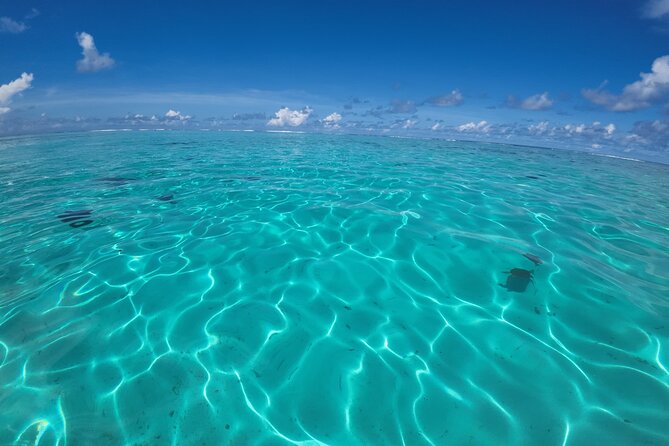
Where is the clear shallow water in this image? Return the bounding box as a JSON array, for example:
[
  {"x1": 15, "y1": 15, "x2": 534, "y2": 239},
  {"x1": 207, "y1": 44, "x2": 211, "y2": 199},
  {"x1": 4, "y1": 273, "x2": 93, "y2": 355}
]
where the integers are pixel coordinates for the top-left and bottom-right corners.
[{"x1": 1, "y1": 131, "x2": 668, "y2": 445}]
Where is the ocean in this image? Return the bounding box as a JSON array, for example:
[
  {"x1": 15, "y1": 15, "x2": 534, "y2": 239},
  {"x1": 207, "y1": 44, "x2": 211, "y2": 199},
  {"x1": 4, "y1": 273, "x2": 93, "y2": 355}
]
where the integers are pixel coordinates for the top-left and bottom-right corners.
[{"x1": 0, "y1": 131, "x2": 668, "y2": 445}]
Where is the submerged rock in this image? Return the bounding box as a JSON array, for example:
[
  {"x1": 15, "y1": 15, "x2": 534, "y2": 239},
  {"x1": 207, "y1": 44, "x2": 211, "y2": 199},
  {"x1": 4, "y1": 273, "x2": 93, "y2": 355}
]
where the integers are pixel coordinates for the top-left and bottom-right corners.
[{"x1": 500, "y1": 268, "x2": 534, "y2": 293}]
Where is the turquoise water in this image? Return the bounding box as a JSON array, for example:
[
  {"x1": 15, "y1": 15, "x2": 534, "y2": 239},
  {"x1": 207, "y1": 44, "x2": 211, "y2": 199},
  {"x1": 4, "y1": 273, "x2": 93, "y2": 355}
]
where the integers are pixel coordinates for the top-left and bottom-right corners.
[{"x1": 1, "y1": 131, "x2": 668, "y2": 445}]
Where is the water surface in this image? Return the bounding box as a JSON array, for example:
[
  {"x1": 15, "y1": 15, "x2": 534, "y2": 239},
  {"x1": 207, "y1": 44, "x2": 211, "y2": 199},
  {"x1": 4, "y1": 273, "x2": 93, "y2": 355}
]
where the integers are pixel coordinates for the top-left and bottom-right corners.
[{"x1": 1, "y1": 132, "x2": 668, "y2": 445}]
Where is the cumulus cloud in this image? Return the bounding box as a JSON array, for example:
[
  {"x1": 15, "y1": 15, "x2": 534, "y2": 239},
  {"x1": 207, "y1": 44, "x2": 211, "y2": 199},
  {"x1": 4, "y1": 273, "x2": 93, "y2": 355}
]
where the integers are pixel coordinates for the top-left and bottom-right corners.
[
  {"x1": 425, "y1": 89, "x2": 464, "y2": 106},
  {"x1": 582, "y1": 56, "x2": 669, "y2": 111},
  {"x1": 322, "y1": 112, "x2": 342, "y2": 128},
  {"x1": 528, "y1": 121, "x2": 550, "y2": 135},
  {"x1": 323, "y1": 112, "x2": 342, "y2": 122},
  {"x1": 563, "y1": 121, "x2": 615, "y2": 137},
  {"x1": 520, "y1": 92, "x2": 553, "y2": 110},
  {"x1": 506, "y1": 92, "x2": 554, "y2": 110},
  {"x1": 165, "y1": 109, "x2": 191, "y2": 121},
  {"x1": 0, "y1": 16, "x2": 28, "y2": 33},
  {"x1": 526, "y1": 120, "x2": 616, "y2": 141},
  {"x1": 76, "y1": 32, "x2": 115, "y2": 73},
  {"x1": 643, "y1": 0, "x2": 669, "y2": 18},
  {"x1": 457, "y1": 120, "x2": 491, "y2": 133},
  {"x1": 0, "y1": 72, "x2": 34, "y2": 114},
  {"x1": 267, "y1": 106, "x2": 313, "y2": 127}
]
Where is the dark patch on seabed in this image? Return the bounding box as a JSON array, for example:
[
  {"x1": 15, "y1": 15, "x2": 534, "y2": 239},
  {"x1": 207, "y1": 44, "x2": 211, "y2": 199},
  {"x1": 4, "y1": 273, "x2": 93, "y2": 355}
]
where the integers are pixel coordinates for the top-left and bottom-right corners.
[
  {"x1": 158, "y1": 141, "x2": 196, "y2": 146},
  {"x1": 500, "y1": 268, "x2": 534, "y2": 293},
  {"x1": 57, "y1": 209, "x2": 94, "y2": 228},
  {"x1": 157, "y1": 194, "x2": 177, "y2": 204},
  {"x1": 499, "y1": 252, "x2": 542, "y2": 293},
  {"x1": 97, "y1": 176, "x2": 135, "y2": 185},
  {"x1": 522, "y1": 252, "x2": 543, "y2": 265}
]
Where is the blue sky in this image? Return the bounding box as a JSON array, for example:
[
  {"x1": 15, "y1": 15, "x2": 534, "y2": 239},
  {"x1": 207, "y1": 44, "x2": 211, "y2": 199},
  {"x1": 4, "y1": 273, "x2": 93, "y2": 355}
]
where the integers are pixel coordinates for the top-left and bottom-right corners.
[{"x1": 2, "y1": 0, "x2": 669, "y2": 160}]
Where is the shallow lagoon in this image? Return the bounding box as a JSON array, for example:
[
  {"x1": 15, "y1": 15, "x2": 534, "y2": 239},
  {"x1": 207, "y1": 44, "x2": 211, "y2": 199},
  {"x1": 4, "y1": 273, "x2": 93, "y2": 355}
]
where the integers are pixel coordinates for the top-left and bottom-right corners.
[{"x1": 0, "y1": 131, "x2": 668, "y2": 445}]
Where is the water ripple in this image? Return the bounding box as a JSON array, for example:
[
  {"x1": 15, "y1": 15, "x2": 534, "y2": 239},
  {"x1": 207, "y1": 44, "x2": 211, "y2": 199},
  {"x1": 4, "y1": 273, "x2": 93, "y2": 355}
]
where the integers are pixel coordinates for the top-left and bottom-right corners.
[{"x1": 1, "y1": 132, "x2": 668, "y2": 445}]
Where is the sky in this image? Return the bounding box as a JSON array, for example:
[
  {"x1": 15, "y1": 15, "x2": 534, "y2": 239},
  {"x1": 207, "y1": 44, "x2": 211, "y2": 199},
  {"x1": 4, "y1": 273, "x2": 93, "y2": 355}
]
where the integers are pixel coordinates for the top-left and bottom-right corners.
[{"x1": 2, "y1": 0, "x2": 669, "y2": 161}]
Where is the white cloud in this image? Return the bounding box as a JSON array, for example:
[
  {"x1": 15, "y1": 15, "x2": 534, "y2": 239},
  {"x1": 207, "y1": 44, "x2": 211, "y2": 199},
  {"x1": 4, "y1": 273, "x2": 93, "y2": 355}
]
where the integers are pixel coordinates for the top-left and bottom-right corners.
[
  {"x1": 431, "y1": 122, "x2": 443, "y2": 131},
  {"x1": 76, "y1": 32, "x2": 115, "y2": 73},
  {"x1": 528, "y1": 121, "x2": 550, "y2": 134},
  {"x1": 322, "y1": 112, "x2": 342, "y2": 128},
  {"x1": 457, "y1": 120, "x2": 491, "y2": 133},
  {"x1": 643, "y1": 0, "x2": 669, "y2": 18},
  {"x1": 0, "y1": 17, "x2": 27, "y2": 33},
  {"x1": 165, "y1": 109, "x2": 191, "y2": 120},
  {"x1": 582, "y1": 55, "x2": 669, "y2": 111},
  {"x1": 323, "y1": 112, "x2": 342, "y2": 123},
  {"x1": 519, "y1": 121, "x2": 618, "y2": 145},
  {"x1": 401, "y1": 119, "x2": 417, "y2": 129},
  {"x1": 0, "y1": 72, "x2": 34, "y2": 114},
  {"x1": 521, "y1": 92, "x2": 553, "y2": 110},
  {"x1": 563, "y1": 121, "x2": 616, "y2": 138},
  {"x1": 426, "y1": 90, "x2": 464, "y2": 106},
  {"x1": 564, "y1": 123, "x2": 586, "y2": 134},
  {"x1": 267, "y1": 106, "x2": 313, "y2": 127}
]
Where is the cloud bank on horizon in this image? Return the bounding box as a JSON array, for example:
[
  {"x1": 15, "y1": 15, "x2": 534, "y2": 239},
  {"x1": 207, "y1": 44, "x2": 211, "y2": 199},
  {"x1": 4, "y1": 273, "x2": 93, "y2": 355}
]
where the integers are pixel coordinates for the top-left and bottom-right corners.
[
  {"x1": 267, "y1": 107, "x2": 313, "y2": 127},
  {"x1": 1, "y1": 0, "x2": 669, "y2": 161}
]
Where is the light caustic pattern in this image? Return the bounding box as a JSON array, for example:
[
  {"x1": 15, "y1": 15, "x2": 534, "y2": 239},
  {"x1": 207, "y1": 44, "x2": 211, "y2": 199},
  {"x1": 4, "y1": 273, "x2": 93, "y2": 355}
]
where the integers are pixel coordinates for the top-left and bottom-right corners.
[{"x1": 0, "y1": 132, "x2": 668, "y2": 445}]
